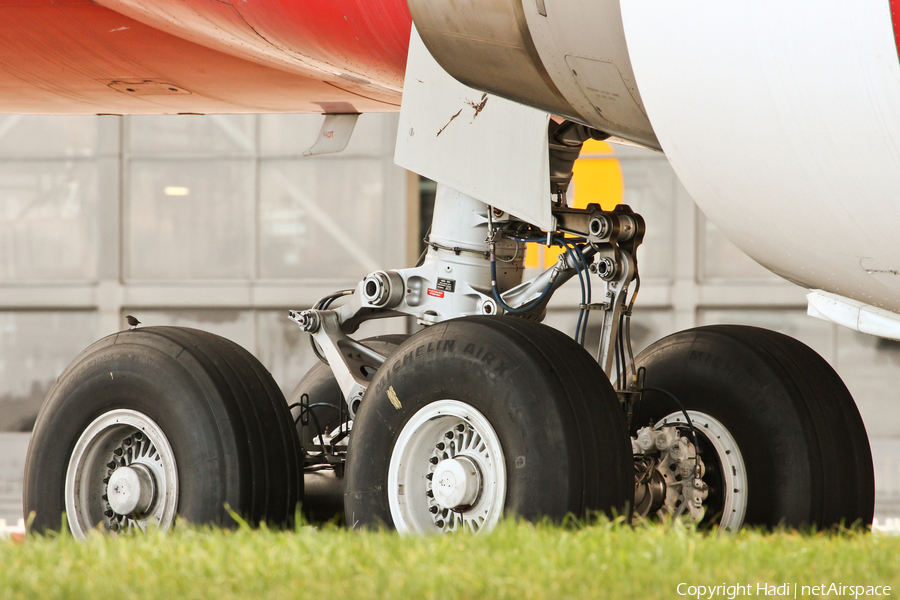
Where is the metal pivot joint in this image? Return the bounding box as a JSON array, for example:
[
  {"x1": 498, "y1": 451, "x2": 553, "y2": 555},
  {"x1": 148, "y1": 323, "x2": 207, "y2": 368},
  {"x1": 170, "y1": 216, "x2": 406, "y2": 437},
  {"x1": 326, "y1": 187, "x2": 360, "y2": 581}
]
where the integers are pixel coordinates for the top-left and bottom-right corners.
[
  {"x1": 362, "y1": 270, "x2": 404, "y2": 309},
  {"x1": 288, "y1": 309, "x2": 386, "y2": 418}
]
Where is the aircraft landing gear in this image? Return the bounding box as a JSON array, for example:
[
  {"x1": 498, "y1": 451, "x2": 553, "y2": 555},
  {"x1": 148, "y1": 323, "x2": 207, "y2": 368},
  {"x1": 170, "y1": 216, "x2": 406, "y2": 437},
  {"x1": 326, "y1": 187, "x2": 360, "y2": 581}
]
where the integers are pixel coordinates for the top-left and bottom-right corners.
[
  {"x1": 293, "y1": 181, "x2": 875, "y2": 532},
  {"x1": 288, "y1": 179, "x2": 645, "y2": 531},
  {"x1": 23, "y1": 123, "x2": 874, "y2": 535}
]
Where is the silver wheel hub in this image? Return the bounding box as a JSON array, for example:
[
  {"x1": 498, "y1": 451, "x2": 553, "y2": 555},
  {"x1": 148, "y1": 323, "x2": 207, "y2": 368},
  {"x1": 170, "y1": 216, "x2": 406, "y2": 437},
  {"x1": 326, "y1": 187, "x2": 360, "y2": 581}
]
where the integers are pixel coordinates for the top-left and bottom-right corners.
[
  {"x1": 388, "y1": 400, "x2": 506, "y2": 535},
  {"x1": 107, "y1": 464, "x2": 155, "y2": 517},
  {"x1": 65, "y1": 409, "x2": 178, "y2": 538},
  {"x1": 432, "y1": 456, "x2": 480, "y2": 509}
]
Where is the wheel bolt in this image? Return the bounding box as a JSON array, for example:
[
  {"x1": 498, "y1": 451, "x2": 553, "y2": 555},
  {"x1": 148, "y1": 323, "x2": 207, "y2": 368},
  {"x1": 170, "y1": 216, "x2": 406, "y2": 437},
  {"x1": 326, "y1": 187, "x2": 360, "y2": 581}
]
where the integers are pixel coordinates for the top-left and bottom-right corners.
[
  {"x1": 107, "y1": 461, "x2": 117, "y2": 469},
  {"x1": 456, "y1": 424, "x2": 465, "y2": 432},
  {"x1": 123, "y1": 438, "x2": 132, "y2": 446},
  {"x1": 110, "y1": 523, "x2": 119, "y2": 532},
  {"x1": 435, "y1": 520, "x2": 444, "y2": 528},
  {"x1": 427, "y1": 490, "x2": 434, "y2": 498},
  {"x1": 104, "y1": 509, "x2": 114, "y2": 517},
  {"x1": 436, "y1": 442, "x2": 445, "y2": 450},
  {"x1": 430, "y1": 457, "x2": 439, "y2": 464},
  {"x1": 445, "y1": 432, "x2": 453, "y2": 439},
  {"x1": 114, "y1": 448, "x2": 123, "y2": 456},
  {"x1": 430, "y1": 506, "x2": 438, "y2": 514},
  {"x1": 134, "y1": 432, "x2": 143, "y2": 440},
  {"x1": 426, "y1": 473, "x2": 433, "y2": 480}
]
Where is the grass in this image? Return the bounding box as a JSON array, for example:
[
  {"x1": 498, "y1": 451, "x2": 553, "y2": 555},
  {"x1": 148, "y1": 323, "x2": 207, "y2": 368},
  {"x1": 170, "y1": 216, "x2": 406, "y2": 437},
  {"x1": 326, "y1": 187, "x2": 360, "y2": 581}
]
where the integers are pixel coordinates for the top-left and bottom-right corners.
[{"x1": 1, "y1": 517, "x2": 898, "y2": 600}]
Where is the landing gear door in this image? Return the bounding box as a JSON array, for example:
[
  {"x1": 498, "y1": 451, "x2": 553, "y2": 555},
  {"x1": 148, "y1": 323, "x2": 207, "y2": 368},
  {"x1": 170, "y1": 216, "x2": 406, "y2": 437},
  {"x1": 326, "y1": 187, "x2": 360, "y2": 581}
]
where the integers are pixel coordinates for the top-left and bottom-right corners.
[{"x1": 395, "y1": 27, "x2": 553, "y2": 231}]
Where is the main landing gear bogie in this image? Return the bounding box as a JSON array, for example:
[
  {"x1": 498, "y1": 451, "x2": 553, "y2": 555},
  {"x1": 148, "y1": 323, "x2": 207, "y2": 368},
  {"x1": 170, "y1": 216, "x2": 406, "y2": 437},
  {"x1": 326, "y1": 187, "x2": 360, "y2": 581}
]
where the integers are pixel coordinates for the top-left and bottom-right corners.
[
  {"x1": 21, "y1": 159, "x2": 875, "y2": 534},
  {"x1": 26, "y1": 318, "x2": 875, "y2": 535}
]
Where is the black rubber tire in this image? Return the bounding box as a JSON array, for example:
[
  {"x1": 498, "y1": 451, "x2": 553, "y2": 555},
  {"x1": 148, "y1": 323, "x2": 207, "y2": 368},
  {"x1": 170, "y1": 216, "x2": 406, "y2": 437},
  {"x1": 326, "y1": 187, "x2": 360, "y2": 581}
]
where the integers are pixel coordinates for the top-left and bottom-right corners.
[
  {"x1": 631, "y1": 325, "x2": 874, "y2": 529},
  {"x1": 344, "y1": 316, "x2": 632, "y2": 530},
  {"x1": 23, "y1": 326, "x2": 302, "y2": 533},
  {"x1": 289, "y1": 335, "x2": 409, "y2": 449}
]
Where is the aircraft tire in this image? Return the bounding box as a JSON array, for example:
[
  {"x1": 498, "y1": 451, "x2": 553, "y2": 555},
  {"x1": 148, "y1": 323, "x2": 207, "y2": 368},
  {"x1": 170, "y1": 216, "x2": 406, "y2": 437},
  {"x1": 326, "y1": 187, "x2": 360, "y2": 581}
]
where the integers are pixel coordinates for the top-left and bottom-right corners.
[
  {"x1": 344, "y1": 316, "x2": 632, "y2": 533},
  {"x1": 631, "y1": 325, "x2": 874, "y2": 529},
  {"x1": 23, "y1": 326, "x2": 301, "y2": 535}
]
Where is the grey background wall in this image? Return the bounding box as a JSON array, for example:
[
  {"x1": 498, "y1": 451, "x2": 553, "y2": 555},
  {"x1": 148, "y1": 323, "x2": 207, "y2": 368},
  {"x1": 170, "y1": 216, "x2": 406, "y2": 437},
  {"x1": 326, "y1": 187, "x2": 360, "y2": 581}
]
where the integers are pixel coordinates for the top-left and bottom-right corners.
[
  {"x1": 0, "y1": 113, "x2": 897, "y2": 522},
  {"x1": 0, "y1": 113, "x2": 409, "y2": 433}
]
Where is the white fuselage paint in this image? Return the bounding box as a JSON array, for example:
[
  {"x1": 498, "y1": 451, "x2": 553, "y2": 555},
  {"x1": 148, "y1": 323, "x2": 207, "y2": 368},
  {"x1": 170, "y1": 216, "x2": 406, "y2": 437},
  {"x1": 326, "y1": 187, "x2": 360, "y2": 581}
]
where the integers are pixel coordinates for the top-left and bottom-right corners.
[{"x1": 620, "y1": 0, "x2": 900, "y2": 312}]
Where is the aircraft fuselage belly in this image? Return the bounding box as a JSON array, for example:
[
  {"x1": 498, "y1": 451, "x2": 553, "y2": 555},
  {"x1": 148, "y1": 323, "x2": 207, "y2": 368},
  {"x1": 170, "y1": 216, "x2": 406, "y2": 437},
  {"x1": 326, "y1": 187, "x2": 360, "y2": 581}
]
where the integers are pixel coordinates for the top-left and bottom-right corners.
[{"x1": 0, "y1": 0, "x2": 410, "y2": 114}]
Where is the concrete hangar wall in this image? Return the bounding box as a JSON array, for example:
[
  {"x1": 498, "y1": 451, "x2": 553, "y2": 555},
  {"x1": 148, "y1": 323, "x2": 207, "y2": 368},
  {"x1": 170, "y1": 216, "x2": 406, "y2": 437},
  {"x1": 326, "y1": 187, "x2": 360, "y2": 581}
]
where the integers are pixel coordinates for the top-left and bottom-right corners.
[{"x1": 0, "y1": 113, "x2": 897, "y2": 519}]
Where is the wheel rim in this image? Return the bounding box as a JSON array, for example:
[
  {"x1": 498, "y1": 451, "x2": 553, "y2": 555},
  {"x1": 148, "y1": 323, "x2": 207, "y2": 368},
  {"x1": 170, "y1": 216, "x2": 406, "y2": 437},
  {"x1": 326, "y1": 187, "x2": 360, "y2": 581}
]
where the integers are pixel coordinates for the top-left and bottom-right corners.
[
  {"x1": 388, "y1": 400, "x2": 506, "y2": 534},
  {"x1": 656, "y1": 410, "x2": 747, "y2": 532},
  {"x1": 65, "y1": 409, "x2": 178, "y2": 538}
]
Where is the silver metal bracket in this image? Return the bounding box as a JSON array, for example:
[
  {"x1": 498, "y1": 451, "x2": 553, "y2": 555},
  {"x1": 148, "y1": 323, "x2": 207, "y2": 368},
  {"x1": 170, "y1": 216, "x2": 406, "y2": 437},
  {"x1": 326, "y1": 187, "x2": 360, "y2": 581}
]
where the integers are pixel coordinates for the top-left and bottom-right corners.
[
  {"x1": 497, "y1": 251, "x2": 577, "y2": 318},
  {"x1": 552, "y1": 202, "x2": 640, "y2": 246},
  {"x1": 580, "y1": 303, "x2": 610, "y2": 311},
  {"x1": 594, "y1": 253, "x2": 637, "y2": 377},
  {"x1": 288, "y1": 309, "x2": 386, "y2": 417}
]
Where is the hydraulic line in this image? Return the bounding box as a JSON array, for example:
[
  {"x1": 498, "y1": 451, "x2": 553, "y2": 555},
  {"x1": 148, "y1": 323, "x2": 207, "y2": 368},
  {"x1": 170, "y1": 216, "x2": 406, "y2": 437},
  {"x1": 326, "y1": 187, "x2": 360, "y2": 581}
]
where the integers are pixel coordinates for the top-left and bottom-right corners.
[{"x1": 490, "y1": 253, "x2": 554, "y2": 314}]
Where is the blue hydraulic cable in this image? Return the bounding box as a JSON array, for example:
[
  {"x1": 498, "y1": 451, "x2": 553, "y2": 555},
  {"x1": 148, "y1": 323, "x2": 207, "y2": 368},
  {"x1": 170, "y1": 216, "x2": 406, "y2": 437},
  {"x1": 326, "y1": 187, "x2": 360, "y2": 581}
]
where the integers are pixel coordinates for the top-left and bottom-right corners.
[
  {"x1": 508, "y1": 236, "x2": 549, "y2": 243},
  {"x1": 561, "y1": 243, "x2": 586, "y2": 346},
  {"x1": 568, "y1": 242, "x2": 592, "y2": 345},
  {"x1": 491, "y1": 235, "x2": 590, "y2": 323},
  {"x1": 490, "y1": 253, "x2": 554, "y2": 314},
  {"x1": 556, "y1": 238, "x2": 592, "y2": 346}
]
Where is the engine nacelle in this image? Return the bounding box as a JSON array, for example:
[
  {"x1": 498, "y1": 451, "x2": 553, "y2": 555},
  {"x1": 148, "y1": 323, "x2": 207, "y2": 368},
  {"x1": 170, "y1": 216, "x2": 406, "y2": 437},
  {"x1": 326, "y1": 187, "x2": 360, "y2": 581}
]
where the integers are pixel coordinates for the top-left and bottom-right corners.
[{"x1": 408, "y1": 0, "x2": 659, "y2": 149}]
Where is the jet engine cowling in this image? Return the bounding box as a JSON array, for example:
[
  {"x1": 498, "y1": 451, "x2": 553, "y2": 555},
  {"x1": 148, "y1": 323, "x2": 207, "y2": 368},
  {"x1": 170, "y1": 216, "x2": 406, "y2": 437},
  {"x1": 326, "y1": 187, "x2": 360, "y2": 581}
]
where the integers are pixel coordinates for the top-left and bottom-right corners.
[{"x1": 407, "y1": 0, "x2": 659, "y2": 149}]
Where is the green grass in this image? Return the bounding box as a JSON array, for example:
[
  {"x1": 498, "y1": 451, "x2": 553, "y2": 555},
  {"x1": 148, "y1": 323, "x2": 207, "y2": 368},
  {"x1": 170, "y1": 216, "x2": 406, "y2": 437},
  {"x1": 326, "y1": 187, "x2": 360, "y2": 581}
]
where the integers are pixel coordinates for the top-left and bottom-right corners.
[{"x1": 1, "y1": 518, "x2": 898, "y2": 600}]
